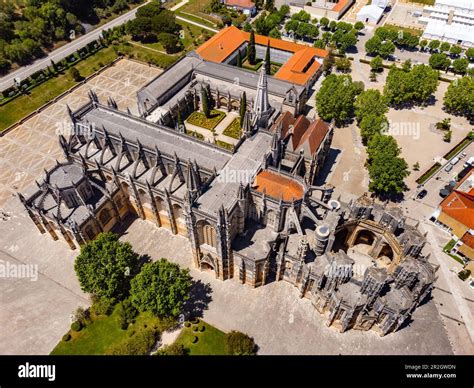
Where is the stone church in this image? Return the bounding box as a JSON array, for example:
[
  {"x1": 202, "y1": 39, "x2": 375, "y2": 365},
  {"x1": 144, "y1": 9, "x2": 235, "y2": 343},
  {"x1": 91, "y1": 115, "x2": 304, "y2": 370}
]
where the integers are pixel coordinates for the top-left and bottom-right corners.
[{"x1": 19, "y1": 47, "x2": 434, "y2": 337}]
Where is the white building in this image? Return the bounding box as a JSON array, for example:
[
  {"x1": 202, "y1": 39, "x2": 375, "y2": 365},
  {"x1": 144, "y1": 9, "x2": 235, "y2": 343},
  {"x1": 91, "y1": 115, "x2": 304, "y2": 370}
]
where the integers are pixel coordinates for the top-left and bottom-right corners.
[
  {"x1": 356, "y1": 4, "x2": 385, "y2": 24},
  {"x1": 419, "y1": 0, "x2": 474, "y2": 47}
]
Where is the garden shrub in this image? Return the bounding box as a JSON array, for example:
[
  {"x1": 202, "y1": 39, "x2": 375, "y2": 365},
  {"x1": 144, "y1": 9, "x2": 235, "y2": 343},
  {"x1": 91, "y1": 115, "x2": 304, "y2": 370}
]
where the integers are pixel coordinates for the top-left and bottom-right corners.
[
  {"x1": 224, "y1": 331, "x2": 256, "y2": 355},
  {"x1": 71, "y1": 321, "x2": 83, "y2": 332},
  {"x1": 62, "y1": 333, "x2": 71, "y2": 342},
  {"x1": 106, "y1": 328, "x2": 159, "y2": 355}
]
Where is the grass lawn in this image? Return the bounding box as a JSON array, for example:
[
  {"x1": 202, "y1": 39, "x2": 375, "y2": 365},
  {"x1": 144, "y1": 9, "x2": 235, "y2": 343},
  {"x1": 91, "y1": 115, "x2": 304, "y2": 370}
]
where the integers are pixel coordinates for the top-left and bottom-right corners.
[
  {"x1": 185, "y1": 129, "x2": 205, "y2": 140},
  {"x1": 223, "y1": 118, "x2": 241, "y2": 139},
  {"x1": 0, "y1": 46, "x2": 118, "y2": 132},
  {"x1": 383, "y1": 23, "x2": 423, "y2": 37},
  {"x1": 177, "y1": 0, "x2": 221, "y2": 26},
  {"x1": 216, "y1": 139, "x2": 234, "y2": 151},
  {"x1": 242, "y1": 58, "x2": 263, "y2": 72},
  {"x1": 187, "y1": 110, "x2": 226, "y2": 130},
  {"x1": 174, "y1": 320, "x2": 228, "y2": 355},
  {"x1": 51, "y1": 306, "x2": 163, "y2": 355}
]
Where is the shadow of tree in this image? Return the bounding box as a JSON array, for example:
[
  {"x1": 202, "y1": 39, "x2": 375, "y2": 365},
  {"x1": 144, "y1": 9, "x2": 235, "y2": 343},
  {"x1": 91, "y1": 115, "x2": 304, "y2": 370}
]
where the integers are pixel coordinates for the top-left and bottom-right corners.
[{"x1": 183, "y1": 280, "x2": 213, "y2": 320}]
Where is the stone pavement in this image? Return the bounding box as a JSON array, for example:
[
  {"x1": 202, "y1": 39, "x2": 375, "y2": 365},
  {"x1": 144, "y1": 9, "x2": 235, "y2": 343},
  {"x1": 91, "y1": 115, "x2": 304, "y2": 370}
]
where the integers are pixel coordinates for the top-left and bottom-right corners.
[
  {"x1": 122, "y1": 218, "x2": 454, "y2": 355},
  {"x1": 0, "y1": 59, "x2": 162, "y2": 207}
]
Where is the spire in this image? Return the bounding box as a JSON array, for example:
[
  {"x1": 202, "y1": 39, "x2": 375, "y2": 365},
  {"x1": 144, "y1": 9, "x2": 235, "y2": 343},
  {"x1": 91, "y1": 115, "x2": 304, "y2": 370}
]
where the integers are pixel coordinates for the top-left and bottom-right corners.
[
  {"x1": 186, "y1": 159, "x2": 199, "y2": 193},
  {"x1": 242, "y1": 111, "x2": 253, "y2": 138},
  {"x1": 253, "y1": 61, "x2": 270, "y2": 119}
]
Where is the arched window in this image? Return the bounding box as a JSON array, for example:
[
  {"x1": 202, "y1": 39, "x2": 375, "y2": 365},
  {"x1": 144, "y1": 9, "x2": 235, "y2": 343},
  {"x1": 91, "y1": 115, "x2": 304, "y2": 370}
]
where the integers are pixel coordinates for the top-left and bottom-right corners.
[
  {"x1": 85, "y1": 225, "x2": 95, "y2": 240},
  {"x1": 198, "y1": 221, "x2": 217, "y2": 248},
  {"x1": 99, "y1": 208, "x2": 111, "y2": 225},
  {"x1": 172, "y1": 204, "x2": 183, "y2": 221}
]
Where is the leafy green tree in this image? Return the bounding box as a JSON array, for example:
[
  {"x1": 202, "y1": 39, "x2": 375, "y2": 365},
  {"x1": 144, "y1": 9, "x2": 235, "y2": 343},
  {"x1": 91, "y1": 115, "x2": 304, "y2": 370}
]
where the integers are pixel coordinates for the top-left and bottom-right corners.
[
  {"x1": 443, "y1": 76, "x2": 474, "y2": 120},
  {"x1": 439, "y1": 41, "x2": 451, "y2": 53},
  {"x1": 354, "y1": 21, "x2": 364, "y2": 31},
  {"x1": 359, "y1": 114, "x2": 388, "y2": 144},
  {"x1": 130, "y1": 259, "x2": 192, "y2": 318},
  {"x1": 248, "y1": 30, "x2": 256, "y2": 65},
  {"x1": 379, "y1": 40, "x2": 395, "y2": 59},
  {"x1": 269, "y1": 27, "x2": 281, "y2": 39},
  {"x1": 74, "y1": 232, "x2": 139, "y2": 300},
  {"x1": 106, "y1": 328, "x2": 158, "y2": 355},
  {"x1": 68, "y1": 67, "x2": 82, "y2": 81},
  {"x1": 322, "y1": 48, "x2": 334, "y2": 75},
  {"x1": 354, "y1": 89, "x2": 388, "y2": 123},
  {"x1": 428, "y1": 39, "x2": 440, "y2": 52},
  {"x1": 316, "y1": 74, "x2": 362, "y2": 125},
  {"x1": 155, "y1": 343, "x2": 187, "y2": 355},
  {"x1": 338, "y1": 31, "x2": 357, "y2": 53},
  {"x1": 401, "y1": 59, "x2": 412, "y2": 72},
  {"x1": 320, "y1": 17, "x2": 329, "y2": 29},
  {"x1": 365, "y1": 35, "x2": 381, "y2": 56},
  {"x1": 335, "y1": 56, "x2": 351, "y2": 72},
  {"x1": 449, "y1": 45, "x2": 462, "y2": 57},
  {"x1": 0, "y1": 57, "x2": 11, "y2": 75},
  {"x1": 225, "y1": 331, "x2": 256, "y2": 355},
  {"x1": 429, "y1": 53, "x2": 450, "y2": 70},
  {"x1": 452, "y1": 58, "x2": 469, "y2": 74},
  {"x1": 158, "y1": 32, "x2": 181, "y2": 54},
  {"x1": 466, "y1": 48, "x2": 474, "y2": 62},
  {"x1": 265, "y1": 0, "x2": 275, "y2": 11},
  {"x1": 370, "y1": 56, "x2": 383, "y2": 72},
  {"x1": 419, "y1": 39, "x2": 428, "y2": 50}
]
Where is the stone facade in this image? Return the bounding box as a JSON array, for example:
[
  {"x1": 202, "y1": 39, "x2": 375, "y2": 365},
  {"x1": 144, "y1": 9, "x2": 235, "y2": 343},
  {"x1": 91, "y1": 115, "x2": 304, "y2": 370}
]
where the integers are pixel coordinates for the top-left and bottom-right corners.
[{"x1": 19, "y1": 50, "x2": 434, "y2": 337}]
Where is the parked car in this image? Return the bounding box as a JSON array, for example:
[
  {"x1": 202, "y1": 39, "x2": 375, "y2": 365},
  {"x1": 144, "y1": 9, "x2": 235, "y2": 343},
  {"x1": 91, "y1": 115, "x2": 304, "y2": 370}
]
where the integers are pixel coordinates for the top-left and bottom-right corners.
[
  {"x1": 451, "y1": 157, "x2": 460, "y2": 165},
  {"x1": 417, "y1": 189, "x2": 428, "y2": 199},
  {"x1": 460, "y1": 152, "x2": 467, "y2": 158},
  {"x1": 444, "y1": 164, "x2": 453, "y2": 172},
  {"x1": 439, "y1": 188, "x2": 450, "y2": 197}
]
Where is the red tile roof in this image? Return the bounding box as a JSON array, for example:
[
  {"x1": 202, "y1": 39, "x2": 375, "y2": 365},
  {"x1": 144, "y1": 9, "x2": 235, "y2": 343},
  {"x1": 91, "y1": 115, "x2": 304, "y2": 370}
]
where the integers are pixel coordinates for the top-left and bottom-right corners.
[
  {"x1": 195, "y1": 26, "x2": 328, "y2": 85},
  {"x1": 461, "y1": 232, "x2": 474, "y2": 249},
  {"x1": 332, "y1": 0, "x2": 350, "y2": 12},
  {"x1": 271, "y1": 111, "x2": 330, "y2": 157},
  {"x1": 253, "y1": 170, "x2": 305, "y2": 201},
  {"x1": 440, "y1": 169, "x2": 474, "y2": 229},
  {"x1": 224, "y1": 0, "x2": 255, "y2": 9}
]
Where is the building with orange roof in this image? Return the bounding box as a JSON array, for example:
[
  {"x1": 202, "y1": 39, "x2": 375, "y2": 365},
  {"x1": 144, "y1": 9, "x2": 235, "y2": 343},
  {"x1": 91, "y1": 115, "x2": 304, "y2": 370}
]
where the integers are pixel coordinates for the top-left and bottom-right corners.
[
  {"x1": 223, "y1": 0, "x2": 256, "y2": 15},
  {"x1": 270, "y1": 110, "x2": 334, "y2": 184},
  {"x1": 253, "y1": 169, "x2": 305, "y2": 201},
  {"x1": 195, "y1": 25, "x2": 328, "y2": 88},
  {"x1": 434, "y1": 167, "x2": 474, "y2": 260},
  {"x1": 289, "y1": 0, "x2": 355, "y2": 21}
]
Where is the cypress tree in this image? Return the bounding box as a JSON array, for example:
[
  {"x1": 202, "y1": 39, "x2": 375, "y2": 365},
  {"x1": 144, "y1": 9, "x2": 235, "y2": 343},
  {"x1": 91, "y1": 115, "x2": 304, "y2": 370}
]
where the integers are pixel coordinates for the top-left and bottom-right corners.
[
  {"x1": 248, "y1": 30, "x2": 256, "y2": 65},
  {"x1": 239, "y1": 91, "x2": 247, "y2": 126},
  {"x1": 265, "y1": 40, "x2": 271, "y2": 75},
  {"x1": 237, "y1": 50, "x2": 242, "y2": 67},
  {"x1": 201, "y1": 87, "x2": 210, "y2": 118}
]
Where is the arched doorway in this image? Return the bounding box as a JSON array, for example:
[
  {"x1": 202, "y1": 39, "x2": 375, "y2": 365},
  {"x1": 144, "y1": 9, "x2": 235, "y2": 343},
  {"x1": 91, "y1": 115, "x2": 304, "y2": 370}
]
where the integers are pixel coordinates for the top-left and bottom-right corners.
[
  {"x1": 354, "y1": 229, "x2": 376, "y2": 246},
  {"x1": 200, "y1": 254, "x2": 216, "y2": 275},
  {"x1": 332, "y1": 228, "x2": 349, "y2": 253},
  {"x1": 197, "y1": 220, "x2": 217, "y2": 248},
  {"x1": 376, "y1": 243, "x2": 394, "y2": 268}
]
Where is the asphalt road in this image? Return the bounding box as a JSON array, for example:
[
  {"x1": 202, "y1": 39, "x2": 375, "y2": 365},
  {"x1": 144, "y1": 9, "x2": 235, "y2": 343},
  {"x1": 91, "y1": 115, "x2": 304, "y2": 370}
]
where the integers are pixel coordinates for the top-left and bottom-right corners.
[{"x1": 0, "y1": 1, "x2": 150, "y2": 92}]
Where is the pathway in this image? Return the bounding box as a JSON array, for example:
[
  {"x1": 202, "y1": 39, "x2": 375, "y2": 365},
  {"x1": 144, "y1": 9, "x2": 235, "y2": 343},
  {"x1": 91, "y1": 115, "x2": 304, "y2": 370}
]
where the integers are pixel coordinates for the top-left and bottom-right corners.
[
  {"x1": 176, "y1": 16, "x2": 219, "y2": 33},
  {"x1": 170, "y1": 0, "x2": 189, "y2": 11}
]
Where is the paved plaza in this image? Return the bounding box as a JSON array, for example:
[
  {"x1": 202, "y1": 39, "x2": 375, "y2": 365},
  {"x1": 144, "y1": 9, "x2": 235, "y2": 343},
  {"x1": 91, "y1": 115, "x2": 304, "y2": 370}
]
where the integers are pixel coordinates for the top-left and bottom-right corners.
[{"x1": 0, "y1": 59, "x2": 162, "y2": 207}]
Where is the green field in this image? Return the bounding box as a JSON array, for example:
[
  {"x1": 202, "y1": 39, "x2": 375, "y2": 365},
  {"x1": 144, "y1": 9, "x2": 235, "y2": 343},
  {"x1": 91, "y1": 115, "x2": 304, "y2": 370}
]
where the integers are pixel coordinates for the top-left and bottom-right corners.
[
  {"x1": 223, "y1": 118, "x2": 241, "y2": 139},
  {"x1": 174, "y1": 320, "x2": 228, "y2": 355},
  {"x1": 51, "y1": 306, "x2": 164, "y2": 355},
  {"x1": 0, "y1": 46, "x2": 118, "y2": 132},
  {"x1": 175, "y1": 0, "x2": 220, "y2": 26}
]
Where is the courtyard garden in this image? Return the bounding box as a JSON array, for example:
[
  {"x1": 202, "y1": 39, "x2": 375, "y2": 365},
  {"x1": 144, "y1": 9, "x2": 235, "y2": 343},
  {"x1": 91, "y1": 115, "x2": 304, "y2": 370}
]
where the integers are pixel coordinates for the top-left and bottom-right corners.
[
  {"x1": 173, "y1": 319, "x2": 228, "y2": 355},
  {"x1": 223, "y1": 118, "x2": 241, "y2": 139},
  {"x1": 187, "y1": 109, "x2": 226, "y2": 131}
]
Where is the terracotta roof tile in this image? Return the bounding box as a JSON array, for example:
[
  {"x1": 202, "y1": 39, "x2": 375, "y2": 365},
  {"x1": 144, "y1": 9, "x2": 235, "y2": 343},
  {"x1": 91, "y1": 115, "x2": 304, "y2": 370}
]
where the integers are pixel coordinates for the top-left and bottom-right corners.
[
  {"x1": 461, "y1": 232, "x2": 474, "y2": 249},
  {"x1": 295, "y1": 119, "x2": 330, "y2": 155},
  {"x1": 224, "y1": 0, "x2": 255, "y2": 8},
  {"x1": 440, "y1": 169, "x2": 474, "y2": 229},
  {"x1": 253, "y1": 170, "x2": 305, "y2": 201},
  {"x1": 195, "y1": 26, "x2": 328, "y2": 85},
  {"x1": 332, "y1": 0, "x2": 350, "y2": 12}
]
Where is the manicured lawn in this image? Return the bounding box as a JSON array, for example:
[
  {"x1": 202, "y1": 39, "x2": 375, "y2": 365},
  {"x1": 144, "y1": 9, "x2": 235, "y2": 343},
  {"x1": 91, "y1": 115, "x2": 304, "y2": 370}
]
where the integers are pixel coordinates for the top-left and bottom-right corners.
[
  {"x1": 0, "y1": 46, "x2": 118, "y2": 132},
  {"x1": 51, "y1": 306, "x2": 163, "y2": 355},
  {"x1": 223, "y1": 118, "x2": 241, "y2": 139},
  {"x1": 216, "y1": 139, "x2": 234, "y2": 151},
  {"x1": 185, "y1": 129, "x2": 205, "y2": 140},
  {"x1": 242, "y1": 58, "x2": 263, "y2": 72},
  {"x1": 187, "y1": 110, "x2": 226, "y2": 130},
  {"x1": 177, "y1": 0, "x2": 220, "y2": 26},
  {"x1": 174, "y1": 320, "x2": 228, "y2": 355}
]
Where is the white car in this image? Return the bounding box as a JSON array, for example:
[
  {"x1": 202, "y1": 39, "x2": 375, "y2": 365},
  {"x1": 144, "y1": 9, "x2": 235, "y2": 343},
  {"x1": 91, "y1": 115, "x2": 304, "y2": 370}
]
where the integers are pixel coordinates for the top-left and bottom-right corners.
[
  {"x1": 451, "y1": 157, "x2": 460, "y2": 165},
  {"x1": 470, "y1": 280, "x2": 474, "y2": 289}
]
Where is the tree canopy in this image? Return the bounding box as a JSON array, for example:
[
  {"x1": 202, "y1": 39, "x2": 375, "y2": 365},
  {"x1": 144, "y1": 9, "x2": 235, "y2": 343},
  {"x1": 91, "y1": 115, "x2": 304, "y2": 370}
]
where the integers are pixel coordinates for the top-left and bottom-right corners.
[
  {"x1": 315, "y1": 74, "x2": 363, "y2": 125},
  {"x1": 130, "y1": 259, "x2": 192, "y2": 318},
  {"x1": 384, "y1": 64, "x2": 439, "y2": 106},
  {"x1": 224, "y1": 331, "x2": 256, "y2": 355},
  {"x1": 74, "y1": 232, "x2": 139, "y2": 299},
  {"x1": 354, "y1": 89, "x2": 388, "y2": 123},
  {"x1": 443, "y1": 76, "x2": 474, "y2": 120}
]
